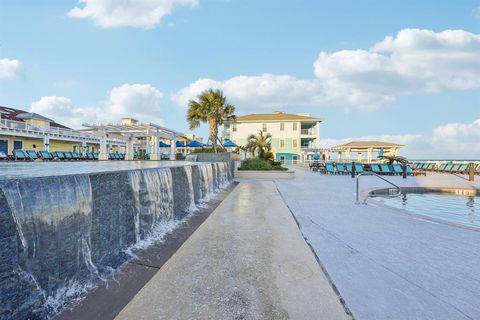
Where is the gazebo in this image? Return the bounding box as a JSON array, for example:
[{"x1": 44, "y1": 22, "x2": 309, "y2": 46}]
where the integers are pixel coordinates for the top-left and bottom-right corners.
[{"x1": 330, "y1": 141, "x2": 405, "y2": 163}]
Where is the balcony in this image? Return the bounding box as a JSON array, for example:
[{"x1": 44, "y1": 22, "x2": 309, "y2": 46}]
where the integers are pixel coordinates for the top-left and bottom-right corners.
[{"x1": 301, "y1": 128, "x2": 317, "y2": 136}]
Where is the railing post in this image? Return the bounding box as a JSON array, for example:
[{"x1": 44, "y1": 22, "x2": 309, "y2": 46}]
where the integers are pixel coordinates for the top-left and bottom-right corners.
[
  {"x1": 402, "y1": 163, "x2": 407, "y2": 179},
  {"x1": 351, "y1": 161, "x2": 355, "y2": 178},
  {"x1": 355, "y1": 175, "x2": 360, "y2": 204}
]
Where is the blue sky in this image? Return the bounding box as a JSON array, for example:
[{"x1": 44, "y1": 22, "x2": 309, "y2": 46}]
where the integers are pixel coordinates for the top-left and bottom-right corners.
[{"x1": 0, "y1": 0, "x2": 479, "y2": 158}]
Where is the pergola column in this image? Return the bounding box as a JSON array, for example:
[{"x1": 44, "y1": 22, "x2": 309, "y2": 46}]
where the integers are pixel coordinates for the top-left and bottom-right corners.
[
  {"x1": 81, "y1": 141, "x2": 87, "y2": 156},
  {"x1": 345, "y1": 148, "x2": 351, "y2": 161},
  {"x1": 357, "y1": 152, "x2": 362, "y2": 162},
  {"x1": 338, "y1": 151, "x2": 342, "y2": 161},
  {"x1": 367, "y1": 147, "x2": 373, "y2": 163},
  {"x1": 170, "y1": 136, "x2": 176, "y2": 160},
  {"x1": 125, "y1": 138, "x2": 134, "y2": 160},
  {"x1": 43, "y1": 134, "x2": 50, "y2": 152},
  {"x1": 150, "y1": 134, "x2": 161, "y2": 160},
  {"x1": 99, "y1": 132, "x2": 108, "y2": 160},
  {"x1": 316, "y1": 121, "x2": 321, "y2": 148}
]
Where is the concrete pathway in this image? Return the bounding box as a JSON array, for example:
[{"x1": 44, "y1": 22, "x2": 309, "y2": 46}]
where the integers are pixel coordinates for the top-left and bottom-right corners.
[
  {"x1": 275, "y1": 169, "x2": 480, "y2": 320},
  {"x1": 116, "y1": 181, "x2": 350, "y2": 320}
]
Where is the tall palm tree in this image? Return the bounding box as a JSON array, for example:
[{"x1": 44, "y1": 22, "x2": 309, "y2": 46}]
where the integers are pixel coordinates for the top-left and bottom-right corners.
[
  {"x1": 187, "y1": 89, "x2": 235, "y2": 152},
  {"x1": 245, "y1": 131, "x2": 274, "y2": 160}
]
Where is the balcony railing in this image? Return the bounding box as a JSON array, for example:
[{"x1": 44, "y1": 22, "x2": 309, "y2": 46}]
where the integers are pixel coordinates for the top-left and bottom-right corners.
[{"x1": 301, "y1": 129, "x2": 317, "y2": 135}]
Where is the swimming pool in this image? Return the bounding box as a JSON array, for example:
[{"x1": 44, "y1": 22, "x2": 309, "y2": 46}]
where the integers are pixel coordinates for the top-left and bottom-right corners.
[{"x1": 378, "y1": 189, "x2": 480, "y2": 228}]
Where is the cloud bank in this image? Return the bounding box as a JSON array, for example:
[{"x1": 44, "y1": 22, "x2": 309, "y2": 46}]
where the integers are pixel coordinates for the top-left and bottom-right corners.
[
  {"x1": 173, "y1": 29, "x2": 480, "y2": 110},
  {"x1": 30, "y1": 84, "x2": 164, "y2": 128},
  {"x1": 68, "y1": 0, "x2": 198, "y2": 28}
]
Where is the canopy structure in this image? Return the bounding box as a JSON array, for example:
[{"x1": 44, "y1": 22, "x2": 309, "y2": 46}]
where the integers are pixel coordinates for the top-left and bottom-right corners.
[
  {"x1": 176, "y1": 141, "x2": 186, "y2": 148},
  {"x1": 82, "y1": 119, "x2": 185, "y2": 160},
  {"x1": 187, "y1": 140, "x2": 204, "y2": 148},
  {"x1": 330, "y1": 140, "x2": 404, "y2": 162}
]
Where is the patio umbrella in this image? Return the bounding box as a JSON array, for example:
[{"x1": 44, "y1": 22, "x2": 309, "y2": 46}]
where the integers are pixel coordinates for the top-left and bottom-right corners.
[
  {"x1": 176, "y1": 141, "x2": 186, "y2": 148},
  {"x1": 223, "y1": 140, "x2": 237, "y2": 147},
  {"x1": 187, "y1": 140, "x2": 204, "y2": 148},
  {"x1": 159, "y1": 141, "x2": 170, "y2": 147}
]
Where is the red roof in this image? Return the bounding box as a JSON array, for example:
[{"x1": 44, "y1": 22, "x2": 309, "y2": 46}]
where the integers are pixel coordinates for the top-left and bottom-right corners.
[{"x1": 0, "y1": 105, "x2": 71, "y2": 129}]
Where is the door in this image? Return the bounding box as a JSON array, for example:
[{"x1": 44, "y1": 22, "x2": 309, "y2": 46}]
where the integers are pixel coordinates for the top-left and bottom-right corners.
[
  {"x1": 292, "y1": 155, "x2": 298, "y2": 164},
  {"x1": 279, "y1": 155, "x2": 286, "y2": 164},
  {"x1": 0, "y1": 140, "x2": 7, "y2": 155},
  {"x1": 13, "y1": 140, "x2": 23, "y2": 150}
]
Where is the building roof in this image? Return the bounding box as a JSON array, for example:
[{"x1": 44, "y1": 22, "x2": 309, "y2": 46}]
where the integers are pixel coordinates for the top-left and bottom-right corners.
[
  {"x1": 332, "y1": 140, "x2": 405, "y2": 149},
  {"x1": 234, "y1": 112, "x2": 322, "y2": 122},
  {"x1": 0, "y1": 105, "x2": 70, "y2": 129}
]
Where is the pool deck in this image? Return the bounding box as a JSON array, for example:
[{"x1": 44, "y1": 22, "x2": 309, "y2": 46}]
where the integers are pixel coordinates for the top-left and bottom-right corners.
[
  {"x1": 275, "y1": 170, "x2": 480, "y2": 320},
  {"x1": 116, "y1": 181, "x2": 350, "y2": 320},
  {"x1": 115, "y1": 170, "x2": 480, "y2": 320}
]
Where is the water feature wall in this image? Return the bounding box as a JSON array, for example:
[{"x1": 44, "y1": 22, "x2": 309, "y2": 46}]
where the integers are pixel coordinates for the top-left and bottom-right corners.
[{"x1": 0, "y1": 162, "x2": 232, "y2": 320}]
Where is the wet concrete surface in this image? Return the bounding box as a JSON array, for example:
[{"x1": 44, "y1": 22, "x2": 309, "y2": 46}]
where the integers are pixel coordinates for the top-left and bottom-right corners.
[
  {"x1": 55, "y1": 183, "x2": 238, "y2": 320},
  {"x1": 116, "y1": 181, "x2": 350, "y2": 320}
]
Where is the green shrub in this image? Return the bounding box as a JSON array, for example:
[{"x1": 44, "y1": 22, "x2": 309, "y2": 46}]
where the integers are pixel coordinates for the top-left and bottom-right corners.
[
  {"x1": 238, "y1": 158, "x2": 288, "y2": 171},
  {"x1": 191, "y1": 147, "x2": 227, "y2": 154}
]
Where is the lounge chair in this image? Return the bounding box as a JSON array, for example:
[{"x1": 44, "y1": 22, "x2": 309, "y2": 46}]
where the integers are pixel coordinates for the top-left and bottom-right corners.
[
  {"x1": 408, "y1": 164, "x2": 426, "y2": 176},
  {"x1": 371, "y1": 164, "x2": 382, "y2": 174},
  {"x1": 355, "y1": 163, "x2": 364, "y2": 173},
  {"x1": 449, "y1": 164, "x2": 461, "y2": 173},
  {"x1": 119, "y1": 153, "x2": 125, "y2": 160},
  {"x1": 393, "y1": 164, "x2": 403, "y2": 174},
  {"x1": 39, "y1": 150, "x2": 53, "y2": 160},
  {"x1": 25, "y1": 150, "x2": 38, "y2": 160},
  {"x1": 54, "y1": 151, "x2": 66, "y2": 160},
  {"x1": 345, "y1": 163, "x2": 353, "y2": 174},
  {"x1": 71, "y1": 152, "x2": 81, "y2": 160},
  {"x1": 0, "y1": 151, "x2": 7, "y2": 160},
  {"x1": 380, "y1": 164, "x2": 393, "y2": 175},
  {"x1": 436, "y1": 163, "x2": 447, "y2": 172},
  {"x1": 93, "y1": 153, "x2": 99, "y2": 160},
  {"x1": 325, "y1": 163, "x2": 335, "y2": 174},
  {"x1": 14, "y1": 149, "x2": 28, "y2": 160},
  {"x1": 426, "y1": 163, "x2": 435, "y2": 171},
  {"x1": 457, "y1": 164, "x2": 469, "y2": 174},
  {"x1": 336, "y1": 163, "x2": 346, "y2": 174},
  {"x1": 443, "y1": 163, "x2": 453, "y2": 172},
  {"x1": 64, "y1": 152, "x2": 73, "y2": 160}
]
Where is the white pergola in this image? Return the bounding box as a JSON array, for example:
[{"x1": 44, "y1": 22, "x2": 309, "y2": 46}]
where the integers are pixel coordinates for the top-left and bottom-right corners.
[{"x1": 82, "y1": 122, "x2": 185, "y2": 161}]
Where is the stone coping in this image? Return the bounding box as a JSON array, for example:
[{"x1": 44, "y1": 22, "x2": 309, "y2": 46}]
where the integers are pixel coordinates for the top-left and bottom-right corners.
[{"x1": 235, "y1": 170, "x2": 295, "y2": 179}]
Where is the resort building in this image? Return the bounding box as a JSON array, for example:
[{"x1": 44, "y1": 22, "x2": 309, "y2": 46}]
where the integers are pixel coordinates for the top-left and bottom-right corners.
[
  {"x1": 223, "y1": 111, "x2": 322, "y2": 163},
  {"x1": 0, "y1": 105, "x2": 127, "y2": 156},
  {"x1": 0, "y1": 106, "x2": 186, "y2": 160}
]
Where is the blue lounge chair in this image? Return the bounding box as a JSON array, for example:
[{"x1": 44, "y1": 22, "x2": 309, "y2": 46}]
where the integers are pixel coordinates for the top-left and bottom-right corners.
[
  {"x1": 25, "y1": 150, "x2": 38, "y2": 160},
  {"x1": 64, "y1": 152, "x2": 73, "y2": 160},
  {"x1": 437, "y1": 163, "x2": 447, "y2": 172},
  {"x1": 425, "y1": 163, "x2": 434, "y2": 171},
  {"x1": 86, "y1": 152, "x2": 94, "y2": 160},
  {"x1": 354, "y1": 163, "x2": 364, "y2": 173},
  {"x1": 0, "y1": 151, "x2": 7, "y2": 160},
  {"x1": 325, "y1": 163, "x2": 335, "y2": 174},
  {"x1": 393, "y1": 164, "x2": 403, "y2": 174},
  {"x1": 380, "y1": 164, "x2": 393, "y2": 175},
  {"x1": 371, "y1": 164, "x2": 382, "y2": 174},
  {"x1": 450, "y1": 164, "x2": 460, "y2": 173},
  {"x1": 39, "y1": 150, "x2": 53, "y2": 160},
  {"x1": 14, "y1": 149, "x2": 27, "y2": 160},
  {"x1": 457, "y1": 164, "x2": 468, "y2": 174},
  {"x1": 336, "y1": 163, "x2": 345, "y2": 174},
  {"x1": 71, "y1": 152, "x2": 81, "y2": 160},
  {"x1": 93, "y1": 153, "x2": 99, "y2": 160},
  {"x1": 345, "y1": 163, "x2": 353, "y2": 174},
  {"x1": 443, "y1": 163, "x2": 453, "y2": 172}
]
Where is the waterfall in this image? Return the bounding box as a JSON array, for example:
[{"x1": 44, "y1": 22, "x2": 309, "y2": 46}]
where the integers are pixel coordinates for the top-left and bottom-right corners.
[{"x1": 0, "y1": 162, "x2": 232, "y2": 320}]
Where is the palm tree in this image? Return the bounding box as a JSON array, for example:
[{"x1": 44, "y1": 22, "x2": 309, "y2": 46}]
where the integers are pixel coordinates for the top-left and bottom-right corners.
[
  {"x1": 245, "y1": 131, "x2": 274, "y2": 161},
  {"x1": 187, "y1": 89, "x2": 235, "y2": 152}
]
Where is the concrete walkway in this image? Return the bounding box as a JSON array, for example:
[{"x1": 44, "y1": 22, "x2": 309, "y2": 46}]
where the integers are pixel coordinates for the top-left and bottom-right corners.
[
  {"x1": 116, "y1": 182, "x2": 350, "y2": 320},
  {"x1": 276, "y1": 169, "x2": 480, "y2": 320}
]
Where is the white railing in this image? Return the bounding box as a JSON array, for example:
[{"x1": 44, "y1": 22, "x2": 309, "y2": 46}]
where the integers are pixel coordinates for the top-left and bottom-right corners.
[{"x1": 301, "y1": 129, "x2": 316, "y2": 135}]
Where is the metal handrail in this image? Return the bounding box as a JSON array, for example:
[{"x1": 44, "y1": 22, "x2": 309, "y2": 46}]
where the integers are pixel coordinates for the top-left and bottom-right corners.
[{"x1": 355, "y1": 173, "x2": 401, "y2": 204}]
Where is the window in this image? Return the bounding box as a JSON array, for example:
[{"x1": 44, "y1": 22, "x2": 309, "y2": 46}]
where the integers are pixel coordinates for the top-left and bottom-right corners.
[
  {"x1": 293, "y1": 139, "x2": 298, "y2": 148},
  {"x1": 280, "y1": 139, "x2": 285, "y2": 148},
  {"x1": 232, "y1": 124, "x2": 237, "y2": 132},
  {"x1": 293, "y1": 122, "x2": 298, "y2": 131},
  {"x1": 262, "y1": 123, "x2": 267, "y2": 132},
  {"x1": 280, "y1": 123, "x2": 285, "y2": 131},
  {"x1": 292, "y1": 155, "x2": 298, "y2": 164}
]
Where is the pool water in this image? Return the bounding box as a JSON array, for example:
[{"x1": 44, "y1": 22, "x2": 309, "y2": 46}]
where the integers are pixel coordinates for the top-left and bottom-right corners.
[{"x1": 379, "y1": 191, "x2": 480, "y2": 228}]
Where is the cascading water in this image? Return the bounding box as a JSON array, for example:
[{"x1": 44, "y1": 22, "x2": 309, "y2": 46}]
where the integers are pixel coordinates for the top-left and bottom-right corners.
[{"x1": 0, "y1": 162, "x2": 232, "y2": 320}]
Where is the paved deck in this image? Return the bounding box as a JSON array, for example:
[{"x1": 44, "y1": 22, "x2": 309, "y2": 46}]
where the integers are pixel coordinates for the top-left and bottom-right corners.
[
  {"x1": 275, "y1": 170, "x2": 480, "y2": 320},
  {"x1": 116, "y1": 181, "x2": 350, "y2": 320}
]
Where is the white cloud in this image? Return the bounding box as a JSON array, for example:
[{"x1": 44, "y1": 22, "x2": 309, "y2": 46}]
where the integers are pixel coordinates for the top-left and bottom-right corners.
[
  {"x1": 68, "y1": 0, "x2": 198, "y2": 28},
  {"x1": 29, "y1": 84, "x2": 164, "y2": 129},
  {"x1": 0, "y1": 58, "x2": 22, "y2": 79},
  {"x1": 322, "y1": 118, "x2": 480, "y2": 159},
  {"x1": 174, "y1": 28, "x2": 480, "y2": 110}
]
